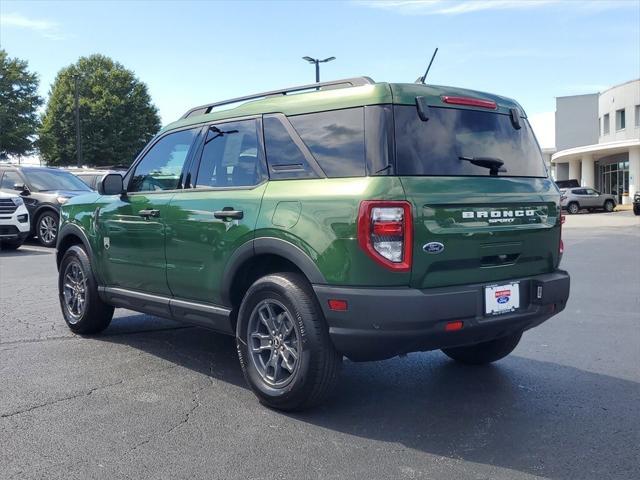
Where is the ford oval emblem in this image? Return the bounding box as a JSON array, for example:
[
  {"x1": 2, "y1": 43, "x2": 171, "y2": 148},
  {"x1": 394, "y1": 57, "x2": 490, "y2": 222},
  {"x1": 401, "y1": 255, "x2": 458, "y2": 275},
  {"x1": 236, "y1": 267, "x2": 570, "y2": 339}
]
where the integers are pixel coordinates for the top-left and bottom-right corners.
[{"x1": 423, "y1": 242, "x2": 445, "y2": 254}]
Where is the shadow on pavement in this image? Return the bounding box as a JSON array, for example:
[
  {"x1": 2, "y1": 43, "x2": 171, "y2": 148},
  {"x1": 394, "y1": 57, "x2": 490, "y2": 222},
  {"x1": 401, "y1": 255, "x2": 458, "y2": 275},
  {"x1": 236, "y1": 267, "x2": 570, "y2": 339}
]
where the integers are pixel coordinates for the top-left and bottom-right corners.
[{"x1": 99, "y1": 314, "x2": 639, "y2": 480}]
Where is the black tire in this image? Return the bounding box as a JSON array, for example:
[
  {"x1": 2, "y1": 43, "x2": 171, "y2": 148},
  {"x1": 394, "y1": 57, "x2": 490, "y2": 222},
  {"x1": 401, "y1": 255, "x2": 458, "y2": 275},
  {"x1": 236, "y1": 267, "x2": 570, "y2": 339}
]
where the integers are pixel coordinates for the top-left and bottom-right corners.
[
  {"x1": 442, "y1": 332, "x2": 522, "y2": 365},
  {"x1": 567, "y1": 202, "x2": 580, "y2": 214},
  {"x1": 634, "y1": 206, "x2": 640, "y2": 216},
  {"x1": 604, "y1": 200, "x2": 615, "y2": 213},
  {"x1": 58, "y1": 245, "x2": 114, "y2": 334},
  {"x1": 36, "y1": 210, "x2": 59, "y2": 247},
  {"x1": 236, "y1": 272, "x2": 342, "y2": 411},
  {"x1": 0, "y1": 239, "x2": 24, "y2": 250}
]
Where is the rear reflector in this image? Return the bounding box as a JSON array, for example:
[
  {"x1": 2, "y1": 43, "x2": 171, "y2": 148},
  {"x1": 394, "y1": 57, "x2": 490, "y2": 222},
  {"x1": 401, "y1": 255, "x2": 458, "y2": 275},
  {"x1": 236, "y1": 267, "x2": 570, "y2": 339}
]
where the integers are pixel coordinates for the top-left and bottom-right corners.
[
  {"x1": 442, "y1": 95, "x2": 497, "y2": 110},
  {"x1": 445, "y1": 321, "x2": 464, "y2": 332},
  {"x1": 328, "y1": 299, "x2": 348, "y2": 311}
]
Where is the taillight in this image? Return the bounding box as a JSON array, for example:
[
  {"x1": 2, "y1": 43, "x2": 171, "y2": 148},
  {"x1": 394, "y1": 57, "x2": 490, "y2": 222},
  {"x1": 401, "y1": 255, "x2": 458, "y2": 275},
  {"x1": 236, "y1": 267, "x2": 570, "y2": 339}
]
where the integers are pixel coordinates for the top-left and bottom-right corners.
[
  {"x1": 358, "y1": 201, "x2": 412, "y2": 271},
  {"x1": 558, "y1": 214, "x2": 565, "y2": 260}
]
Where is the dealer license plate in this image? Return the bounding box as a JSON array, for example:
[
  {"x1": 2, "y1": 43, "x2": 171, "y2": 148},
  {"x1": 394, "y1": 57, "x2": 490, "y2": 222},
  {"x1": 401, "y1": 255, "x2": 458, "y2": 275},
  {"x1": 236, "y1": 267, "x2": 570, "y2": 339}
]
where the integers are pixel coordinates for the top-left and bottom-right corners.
[{"x1": 484, "y1": 282, "x2": 520, "y2": 315}]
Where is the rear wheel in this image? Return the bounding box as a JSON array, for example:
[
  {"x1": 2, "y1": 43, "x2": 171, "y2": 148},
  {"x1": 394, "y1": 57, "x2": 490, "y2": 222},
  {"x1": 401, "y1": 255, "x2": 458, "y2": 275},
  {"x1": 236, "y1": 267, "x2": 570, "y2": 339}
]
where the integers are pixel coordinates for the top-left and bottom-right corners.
[
  {"x1": 58, "y1": 245, "x2": 114, "y2": 334},
  {"x1": 567, "y1": 202, "x2": 580, "y2": 214},
  {"x1": 236, "y1": 272, "x2": 342, "y2": 411},
  {"x1": 37, "y1": 210, "x2": 59, "y2": 247},
  {"x1": 442, "y1": 332, "x2": 522, "y2": 365},
  {"x1": 604, "y1": 200, "x2": 615, "y2": 212}
]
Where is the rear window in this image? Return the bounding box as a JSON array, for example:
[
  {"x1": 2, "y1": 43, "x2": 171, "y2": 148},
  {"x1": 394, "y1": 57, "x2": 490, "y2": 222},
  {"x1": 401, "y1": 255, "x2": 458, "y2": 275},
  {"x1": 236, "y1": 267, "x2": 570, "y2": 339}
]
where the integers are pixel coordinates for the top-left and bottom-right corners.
[{"x1": 394, "y1": 105, "x2": 546, "y2": 177}]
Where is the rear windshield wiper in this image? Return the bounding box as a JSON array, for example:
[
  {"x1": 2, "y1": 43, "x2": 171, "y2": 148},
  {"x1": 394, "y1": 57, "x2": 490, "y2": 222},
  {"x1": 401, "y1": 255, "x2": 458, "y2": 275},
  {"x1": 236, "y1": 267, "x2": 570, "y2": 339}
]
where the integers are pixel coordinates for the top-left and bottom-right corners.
[{"x1": 459, "y1": 156, "x2": 507, "y2": 176}]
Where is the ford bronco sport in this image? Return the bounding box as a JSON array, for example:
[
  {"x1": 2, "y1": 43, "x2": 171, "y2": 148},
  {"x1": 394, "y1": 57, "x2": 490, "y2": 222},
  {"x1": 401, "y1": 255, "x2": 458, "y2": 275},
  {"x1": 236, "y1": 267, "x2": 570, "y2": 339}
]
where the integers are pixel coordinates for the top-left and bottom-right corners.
[{"x1": 56, "y1": 77, "x2": 570, "y2": 411}]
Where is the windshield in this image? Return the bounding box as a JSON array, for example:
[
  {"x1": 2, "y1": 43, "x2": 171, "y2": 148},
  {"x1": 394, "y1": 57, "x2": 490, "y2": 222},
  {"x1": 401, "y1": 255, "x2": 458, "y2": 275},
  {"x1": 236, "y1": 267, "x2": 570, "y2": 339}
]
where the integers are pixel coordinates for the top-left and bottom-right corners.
[
  {"x1": 23, "y1": 169, "x2": 92, "y2": 192},
  {"x1": 394, "y1": 105, "x2": 547, "y2": 177}
]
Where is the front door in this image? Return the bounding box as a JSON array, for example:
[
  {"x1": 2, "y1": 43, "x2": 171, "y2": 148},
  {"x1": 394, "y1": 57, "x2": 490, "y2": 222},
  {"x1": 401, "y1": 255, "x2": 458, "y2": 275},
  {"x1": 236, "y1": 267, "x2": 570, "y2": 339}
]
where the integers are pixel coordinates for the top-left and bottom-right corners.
[
  {"x1": 165, "y1": 118, "x2": 267, "y2": 306},
  {"x1": 98, "y1": 127, "x2": 200, "y2": 295}
]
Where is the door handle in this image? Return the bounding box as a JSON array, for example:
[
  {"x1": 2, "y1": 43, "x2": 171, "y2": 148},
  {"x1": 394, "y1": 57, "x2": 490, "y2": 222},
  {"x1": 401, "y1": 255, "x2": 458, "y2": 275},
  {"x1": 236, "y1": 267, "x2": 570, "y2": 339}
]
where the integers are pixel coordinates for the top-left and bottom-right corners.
[
  {"x1": 138, "y1": 209, "x2": 160, "y2": 218},
  {"x1": 214, "y1": 208, "x2": 244, "y2": 220}
]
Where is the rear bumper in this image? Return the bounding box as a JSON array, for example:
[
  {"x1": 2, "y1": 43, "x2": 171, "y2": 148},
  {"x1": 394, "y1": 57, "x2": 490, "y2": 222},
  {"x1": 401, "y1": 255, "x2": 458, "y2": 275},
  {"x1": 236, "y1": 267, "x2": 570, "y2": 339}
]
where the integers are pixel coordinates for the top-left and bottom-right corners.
[{"x1": 313, "y1": 270, "x2": 570, "y2": 361}]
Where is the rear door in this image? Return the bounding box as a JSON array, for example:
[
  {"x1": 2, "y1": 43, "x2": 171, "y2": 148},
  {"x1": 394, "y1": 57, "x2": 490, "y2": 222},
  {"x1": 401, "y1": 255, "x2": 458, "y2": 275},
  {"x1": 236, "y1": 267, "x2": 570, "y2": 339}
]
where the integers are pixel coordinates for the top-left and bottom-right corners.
[
  {"x1": 393, "y1": 103, "x2": 561, "y2": 290},
  {"x1": 165, "y1": 117, "x2": 267, "y2": 306}
]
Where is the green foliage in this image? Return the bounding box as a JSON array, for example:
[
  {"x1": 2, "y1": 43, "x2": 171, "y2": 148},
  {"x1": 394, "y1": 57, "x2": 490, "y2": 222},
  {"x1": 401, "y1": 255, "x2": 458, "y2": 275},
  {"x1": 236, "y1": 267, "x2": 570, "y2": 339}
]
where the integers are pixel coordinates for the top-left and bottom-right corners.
[
  {"x1": 0, "y1": 49, "x2": 43, "y2": 159},
  {"x1": 39, "y1": 54, "x2": 161, "y2": 167}
]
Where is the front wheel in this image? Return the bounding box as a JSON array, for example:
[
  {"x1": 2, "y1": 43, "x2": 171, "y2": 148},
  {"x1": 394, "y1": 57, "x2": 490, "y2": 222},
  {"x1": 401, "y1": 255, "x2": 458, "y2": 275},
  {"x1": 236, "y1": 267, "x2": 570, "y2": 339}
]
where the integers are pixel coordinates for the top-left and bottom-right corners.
[
  {"x1": 442, "y1": 332, "x2": 522, "y2": 365},
  {"x1": 567, "y1": 202, "x2": 580, "y2": 214},
  {"x1": 37, "y1": 210, "x2": 59, "y2": 247},
  {"x1": 236, "y1": 272, "x2": 342, "y2": 411},
  {"x1": 634, "y1": 205, "x2": 640, "y2": 216},
  {"x1": 58, "y1": 245, "x2": 114, "y2": 334},
  {"x1": 604, "y1": 200, "x2": 615, "y2": 212}
]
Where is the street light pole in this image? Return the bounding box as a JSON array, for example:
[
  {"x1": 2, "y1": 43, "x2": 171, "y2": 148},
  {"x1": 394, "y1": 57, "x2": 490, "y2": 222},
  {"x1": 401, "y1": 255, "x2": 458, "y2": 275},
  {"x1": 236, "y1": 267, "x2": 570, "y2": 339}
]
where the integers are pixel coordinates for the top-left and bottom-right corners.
[
  {"x1": 302, "y1": 56, "x2": 336, "y2": 84},
  {"x1": 73, "y1": 74, "x2": 82, "y2": 168}
]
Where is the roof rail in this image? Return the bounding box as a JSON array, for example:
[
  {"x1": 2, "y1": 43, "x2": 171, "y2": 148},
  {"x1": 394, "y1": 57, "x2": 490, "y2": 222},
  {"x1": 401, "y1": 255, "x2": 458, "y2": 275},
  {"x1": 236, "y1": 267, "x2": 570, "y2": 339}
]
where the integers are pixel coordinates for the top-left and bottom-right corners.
[{"x1": 180, "y1": 76, "x2": 375, "y2": 119}]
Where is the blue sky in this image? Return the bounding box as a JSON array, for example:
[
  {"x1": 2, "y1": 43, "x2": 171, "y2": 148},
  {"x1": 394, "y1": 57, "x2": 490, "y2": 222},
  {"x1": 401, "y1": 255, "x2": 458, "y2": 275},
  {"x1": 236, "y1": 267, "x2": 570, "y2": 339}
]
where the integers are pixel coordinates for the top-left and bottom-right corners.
[{"x1": 1, "y1": 0, "x2": 639, "y2": 147}]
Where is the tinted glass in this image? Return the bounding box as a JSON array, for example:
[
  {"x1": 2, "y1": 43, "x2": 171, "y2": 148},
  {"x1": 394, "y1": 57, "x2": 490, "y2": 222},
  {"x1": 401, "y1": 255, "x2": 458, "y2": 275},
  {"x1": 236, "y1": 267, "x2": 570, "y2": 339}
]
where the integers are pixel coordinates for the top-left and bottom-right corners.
[
  {"x1": 365, "y1": 105, "x2": 394, "y2": 175},
  {"x1": 263, "y1": 115, "x2": 319, "y2": 179},
  {"x1": 289, "y1": 108, "x2": 365, "y2": 178},
  {"x1": 1, "y1": 171, "x2": 21, "y2": 189},
  {"x1": 22, "y1": 169, "x2": 91, "y2": 191},
  {"x1": 129, "y1": 129, "x2": 198, "y2": 192},
  {"x1": 195, "y1": 120, "x2": 262, "y2": 188},
  {"x1": 395, "y1": 105, "x2": 546, "y2": 177}
]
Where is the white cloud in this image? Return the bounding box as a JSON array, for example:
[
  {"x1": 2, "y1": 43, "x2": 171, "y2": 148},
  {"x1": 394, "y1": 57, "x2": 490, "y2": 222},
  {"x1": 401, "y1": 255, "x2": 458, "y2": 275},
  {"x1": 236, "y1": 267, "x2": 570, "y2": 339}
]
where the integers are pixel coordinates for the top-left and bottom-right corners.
[
  {"x1": 0, "y1": 12, "x2": 64, "y2": 40},
  {"x1": 356, "y1": 0, "x2": 635, "y2": 15},
  {"x1": 528, "y1": 111, "x2": 555, "y2": 149}
]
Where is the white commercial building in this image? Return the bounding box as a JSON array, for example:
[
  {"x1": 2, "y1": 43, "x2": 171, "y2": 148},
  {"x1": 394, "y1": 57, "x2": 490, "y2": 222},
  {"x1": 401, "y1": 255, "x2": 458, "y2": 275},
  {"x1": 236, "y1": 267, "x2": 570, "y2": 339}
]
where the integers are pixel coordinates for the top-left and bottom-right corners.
[{"x1": 551, "y1": 79, "x2": 640, "y2": 205}]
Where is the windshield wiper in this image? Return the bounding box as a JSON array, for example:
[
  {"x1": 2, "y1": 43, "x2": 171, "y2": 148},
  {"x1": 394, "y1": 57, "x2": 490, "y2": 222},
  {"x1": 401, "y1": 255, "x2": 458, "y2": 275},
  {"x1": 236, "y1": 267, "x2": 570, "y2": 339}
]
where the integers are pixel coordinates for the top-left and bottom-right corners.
[
  {"x1": 205, "y1": 125, "x2": 239, "y2": 144},
  {"x1": 459, "y1": 156, "x2": 507, "y2": 176}
]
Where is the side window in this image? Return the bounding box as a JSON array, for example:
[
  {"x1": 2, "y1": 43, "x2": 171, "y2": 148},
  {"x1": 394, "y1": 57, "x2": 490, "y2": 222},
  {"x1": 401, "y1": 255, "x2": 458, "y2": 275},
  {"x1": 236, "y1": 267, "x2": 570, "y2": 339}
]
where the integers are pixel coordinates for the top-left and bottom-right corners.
[
  {"x1": 289, "y1": 108, "x2": 365, "y2": 178},
  {"x1": 263, "y1": 115, "x2": 321, "y2": 179},
  {"x1": 1, "y1": 171, "x2": 21, "y2": 189},
  {"x1": 195, "y1": 119, "x2": 263, "y2": 188},
  {"x1": 129, "y1": 129, "x2": 198, "y2": 192},
  {"x1": 573, "y1": 189, "x2": 587, "y2": 195}
]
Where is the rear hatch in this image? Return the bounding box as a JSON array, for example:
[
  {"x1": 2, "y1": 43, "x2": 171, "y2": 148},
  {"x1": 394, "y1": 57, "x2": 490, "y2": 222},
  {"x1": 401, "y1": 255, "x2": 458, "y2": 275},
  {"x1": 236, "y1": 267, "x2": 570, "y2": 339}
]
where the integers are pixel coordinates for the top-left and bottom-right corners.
[{"x1": 393, "y1": 100, "x2": 561, "y2": 289}]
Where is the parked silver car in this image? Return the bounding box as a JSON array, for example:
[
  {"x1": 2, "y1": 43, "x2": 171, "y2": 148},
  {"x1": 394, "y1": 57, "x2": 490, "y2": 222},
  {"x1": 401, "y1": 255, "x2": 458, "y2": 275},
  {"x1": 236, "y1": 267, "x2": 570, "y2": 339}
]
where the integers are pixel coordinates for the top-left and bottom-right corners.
[{"x1": 560, "y1": 187, "x2": 616, "y2": 214}]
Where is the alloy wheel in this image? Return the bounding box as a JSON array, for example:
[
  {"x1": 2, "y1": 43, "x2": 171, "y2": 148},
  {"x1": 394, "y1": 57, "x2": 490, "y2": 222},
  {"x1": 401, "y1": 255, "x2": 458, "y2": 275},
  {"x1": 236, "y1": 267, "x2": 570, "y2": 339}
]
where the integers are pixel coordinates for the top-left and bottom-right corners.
[
  {"x1": 247, "y1": 299, "x2": 301, "y2": 388},
  {"x1": 39, "y1": 214, "x2": 58, "y2": 244},
  {"x1": 62, "y1": 260, "x2": 87, "y2": 323}
]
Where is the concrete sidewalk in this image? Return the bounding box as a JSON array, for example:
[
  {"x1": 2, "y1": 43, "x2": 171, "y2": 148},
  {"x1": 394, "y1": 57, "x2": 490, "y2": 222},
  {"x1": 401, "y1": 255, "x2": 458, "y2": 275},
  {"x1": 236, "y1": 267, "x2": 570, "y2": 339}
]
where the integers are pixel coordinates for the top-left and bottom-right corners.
[{"x1": 563, "y1": 210, "x2": 639, "y2": 229}]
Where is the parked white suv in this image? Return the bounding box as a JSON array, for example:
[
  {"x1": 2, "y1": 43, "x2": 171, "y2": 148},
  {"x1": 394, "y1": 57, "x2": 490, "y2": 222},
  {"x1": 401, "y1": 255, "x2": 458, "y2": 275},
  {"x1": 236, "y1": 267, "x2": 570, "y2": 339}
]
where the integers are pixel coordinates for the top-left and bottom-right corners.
[
  {"x1": 0, "y1": 192, "x2": 30, "y2": 250},
  {"x1": 560, "y1": 187, "x2": 617, "y2": 214}
]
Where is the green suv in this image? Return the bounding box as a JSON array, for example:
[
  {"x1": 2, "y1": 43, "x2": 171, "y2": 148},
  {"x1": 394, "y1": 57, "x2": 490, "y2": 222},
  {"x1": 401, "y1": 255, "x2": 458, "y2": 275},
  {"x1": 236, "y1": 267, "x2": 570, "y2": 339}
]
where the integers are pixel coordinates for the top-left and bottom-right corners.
[{"x1": 56, "y1": 77, "x2": 570, "y2": 410}]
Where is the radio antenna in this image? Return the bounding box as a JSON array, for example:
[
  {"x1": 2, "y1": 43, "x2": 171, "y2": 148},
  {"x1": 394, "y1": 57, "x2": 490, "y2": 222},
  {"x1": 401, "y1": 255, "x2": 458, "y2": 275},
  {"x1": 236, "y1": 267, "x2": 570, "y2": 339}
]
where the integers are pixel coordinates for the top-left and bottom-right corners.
[{"x1": 417, "y1": 47, "x2": 439, "y2": 84}]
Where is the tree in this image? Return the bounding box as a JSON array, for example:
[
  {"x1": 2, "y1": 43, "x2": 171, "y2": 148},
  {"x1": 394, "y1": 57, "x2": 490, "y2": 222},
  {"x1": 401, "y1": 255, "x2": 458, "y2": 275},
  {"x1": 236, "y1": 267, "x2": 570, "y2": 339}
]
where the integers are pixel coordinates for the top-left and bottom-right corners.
[
  {"x1": 39, "y1": 54, "x2": 161, "y2": 167},
  {"x1": 0, "y1": 50, "x2": 43, "y2": 160}
]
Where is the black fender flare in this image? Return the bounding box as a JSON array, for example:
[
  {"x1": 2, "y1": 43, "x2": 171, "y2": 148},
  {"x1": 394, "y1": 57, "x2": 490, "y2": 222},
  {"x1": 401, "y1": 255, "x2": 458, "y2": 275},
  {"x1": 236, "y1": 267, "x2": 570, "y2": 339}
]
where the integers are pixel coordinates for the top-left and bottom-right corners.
[
  {"x1": 56, "y1": 223, "x2": 103, "y2": 284},
  {"x1": 220, "y1": 237, "x2": 326, "y2": 306}
]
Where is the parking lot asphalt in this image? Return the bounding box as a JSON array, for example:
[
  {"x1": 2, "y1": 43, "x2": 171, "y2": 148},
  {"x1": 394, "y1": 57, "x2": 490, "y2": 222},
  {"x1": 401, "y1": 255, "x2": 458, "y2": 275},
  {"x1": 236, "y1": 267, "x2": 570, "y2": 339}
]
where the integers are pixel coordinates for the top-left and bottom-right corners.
[{"x1": 1, "y1": 211, "x2": 639, "y2": 480}]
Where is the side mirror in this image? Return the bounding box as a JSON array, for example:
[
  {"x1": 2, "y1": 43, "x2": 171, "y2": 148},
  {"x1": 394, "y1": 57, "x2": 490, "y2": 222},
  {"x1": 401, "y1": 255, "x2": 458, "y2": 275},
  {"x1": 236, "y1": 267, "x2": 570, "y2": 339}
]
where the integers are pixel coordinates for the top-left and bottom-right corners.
[
  {"x1": 98, "y1": 173, "x2": 124, "y2": 195},
  {"x1": 13, "y1": 183, "x2": 29, "y2": 194}
]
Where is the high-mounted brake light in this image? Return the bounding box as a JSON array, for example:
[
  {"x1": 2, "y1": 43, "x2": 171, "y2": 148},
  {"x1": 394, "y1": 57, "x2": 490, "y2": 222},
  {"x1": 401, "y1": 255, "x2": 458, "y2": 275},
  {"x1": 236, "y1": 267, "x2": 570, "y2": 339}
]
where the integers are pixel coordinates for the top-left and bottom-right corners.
[
  {"x1": 358, "y1": 201, "x2": 412, "y2": 272},
  {"x1": 441, "y1": 96, "x2": 497, "y2": 110}
]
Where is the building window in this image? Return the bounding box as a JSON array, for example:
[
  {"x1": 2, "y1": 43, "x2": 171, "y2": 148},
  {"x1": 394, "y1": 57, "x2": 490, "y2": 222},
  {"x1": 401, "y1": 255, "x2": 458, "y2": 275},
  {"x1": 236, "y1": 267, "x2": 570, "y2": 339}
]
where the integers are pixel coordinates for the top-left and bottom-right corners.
[
  {"x1": 635, "y1": 105, "x2": 640, "y2": 127},
  {"x1": 603, "y1": 113, "x2": 610, "y2": 135},
  {"x1": 598, "y1": 117, "x2": 602, "y2": 136},
  {"x1": 615, "y1": 109, "x2": 625, "y2": 131}
]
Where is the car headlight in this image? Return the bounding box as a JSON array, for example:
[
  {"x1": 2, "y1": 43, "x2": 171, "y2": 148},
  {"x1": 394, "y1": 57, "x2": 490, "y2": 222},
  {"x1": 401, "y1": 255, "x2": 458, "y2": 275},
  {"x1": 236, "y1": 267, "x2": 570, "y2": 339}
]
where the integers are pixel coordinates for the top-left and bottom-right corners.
[
  {"x1": 57, "y1": 196, "x2": 69, "y2": 204},
  {"x1": 11, "y1": 196, "x2": 24, "y2": 206}
]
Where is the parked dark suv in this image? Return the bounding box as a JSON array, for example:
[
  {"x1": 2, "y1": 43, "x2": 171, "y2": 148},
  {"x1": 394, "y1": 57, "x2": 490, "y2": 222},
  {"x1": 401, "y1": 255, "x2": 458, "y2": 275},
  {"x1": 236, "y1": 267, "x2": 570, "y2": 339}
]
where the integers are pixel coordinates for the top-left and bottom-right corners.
[
  {"x1": 56, "y1": 77, "x2": 570, "y2": 410},
  {"x1": 0, "y1": 166, "x2": 92, "y2": 247}
]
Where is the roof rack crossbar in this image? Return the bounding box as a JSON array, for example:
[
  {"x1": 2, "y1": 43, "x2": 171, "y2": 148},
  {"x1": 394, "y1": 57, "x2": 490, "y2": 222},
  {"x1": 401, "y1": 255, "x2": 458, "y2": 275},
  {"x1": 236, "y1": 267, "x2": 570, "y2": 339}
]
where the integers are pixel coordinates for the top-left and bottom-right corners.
[{"x1": 180, "y1": 76, "x2": 375, "y2": 119}]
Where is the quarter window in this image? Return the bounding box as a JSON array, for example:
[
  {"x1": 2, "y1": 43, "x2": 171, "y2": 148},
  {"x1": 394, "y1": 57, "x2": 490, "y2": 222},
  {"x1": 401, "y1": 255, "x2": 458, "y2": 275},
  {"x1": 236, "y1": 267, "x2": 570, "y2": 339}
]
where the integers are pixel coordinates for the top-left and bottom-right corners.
[
  {"x1": 263, "y1": 115, "x2": 320, "y2": 179},
  {"x1": 129, "y1": 128, "x2": 198, "y2": 192},
  {"x1": 289, "y1": 108, "x2": 365, "y2": 178},
  {"x1": 195, "y1": 119, "x2": 263, "y2": 188}
]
